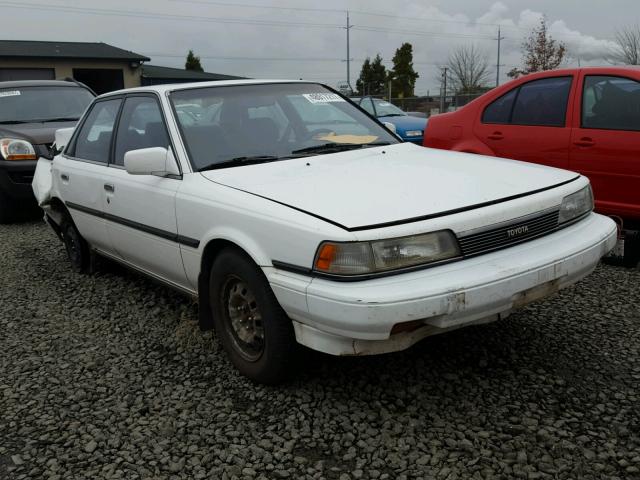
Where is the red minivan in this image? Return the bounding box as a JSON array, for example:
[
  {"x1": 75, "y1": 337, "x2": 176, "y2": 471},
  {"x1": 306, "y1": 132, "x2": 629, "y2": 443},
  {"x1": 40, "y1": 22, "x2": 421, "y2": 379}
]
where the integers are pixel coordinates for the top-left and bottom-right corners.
[{"x1": 424, "y1": 67, "x2": 640, "y2": 266}]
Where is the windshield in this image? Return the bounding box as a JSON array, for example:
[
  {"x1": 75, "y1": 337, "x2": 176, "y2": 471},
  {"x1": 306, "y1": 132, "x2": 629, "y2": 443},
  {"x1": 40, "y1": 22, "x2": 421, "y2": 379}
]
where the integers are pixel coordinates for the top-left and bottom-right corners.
[
  {"x1": 169, "y1": 83, "x2": 399, "y2": 170},
  {"x1": 372, "y1": 99, "x2": 407, "y2": 117},
  {"x1": 0, "y1": 86, "x2": 94, "y2": 123}
]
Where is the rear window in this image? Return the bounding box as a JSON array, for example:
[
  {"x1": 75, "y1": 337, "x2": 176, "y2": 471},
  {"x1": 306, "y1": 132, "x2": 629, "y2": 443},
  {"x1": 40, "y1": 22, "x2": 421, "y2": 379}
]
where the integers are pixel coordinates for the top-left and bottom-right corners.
[{"x1": 0, "y1": 86, "x2": 94, "y2": 123}]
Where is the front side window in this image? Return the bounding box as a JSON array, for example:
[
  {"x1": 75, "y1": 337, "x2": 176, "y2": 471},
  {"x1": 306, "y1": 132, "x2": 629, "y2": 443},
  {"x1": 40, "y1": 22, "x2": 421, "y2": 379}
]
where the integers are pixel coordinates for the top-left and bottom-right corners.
[
  {"x1": 114, "y1": 96, "x2": 170, "y2": 166},
  {"x1": 170, "y1": 83, "x2": 399, "y2": 171},
  {"x1": 511, "y1": 77, "x2": 572, "y2": 127},
  {"x1": 582, "y1": 75, "x2": 640, "y2": 131},
  {"x1": 71, "y1": 99, "x2": 122, "y2": 162},
  {"x1": 0, "y1": 86, "x2": 94, "y2": 124}
]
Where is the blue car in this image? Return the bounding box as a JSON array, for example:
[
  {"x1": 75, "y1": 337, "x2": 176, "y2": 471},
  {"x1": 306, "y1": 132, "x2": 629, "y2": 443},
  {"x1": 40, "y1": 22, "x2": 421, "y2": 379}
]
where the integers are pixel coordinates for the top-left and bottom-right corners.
[{"x1": 351, "y1": 96, "x2": 427, "y2": 144}]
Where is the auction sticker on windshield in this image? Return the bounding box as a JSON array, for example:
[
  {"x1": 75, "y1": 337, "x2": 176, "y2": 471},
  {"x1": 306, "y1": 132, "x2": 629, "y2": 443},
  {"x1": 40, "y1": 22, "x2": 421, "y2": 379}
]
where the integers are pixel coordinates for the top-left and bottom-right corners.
[
  {"x1": 0, "y1": 90, "x2": 20, "y2": 97},
  {"x1": 302, "y1": 93, "x2": 345, "y2": 104}
]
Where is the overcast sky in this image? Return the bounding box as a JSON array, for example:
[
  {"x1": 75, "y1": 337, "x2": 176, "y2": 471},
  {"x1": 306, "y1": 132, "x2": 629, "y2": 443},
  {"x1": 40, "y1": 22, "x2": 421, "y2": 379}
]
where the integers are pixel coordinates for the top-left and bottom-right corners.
[{"x1": 2, "y1": 0, "x2": 638, "y2": 94}]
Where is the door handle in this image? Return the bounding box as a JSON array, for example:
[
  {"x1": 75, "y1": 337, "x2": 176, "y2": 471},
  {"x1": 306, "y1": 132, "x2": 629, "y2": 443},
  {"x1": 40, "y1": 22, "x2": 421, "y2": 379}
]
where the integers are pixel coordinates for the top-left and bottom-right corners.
[
  {"x1": 60, "y1": 173, "x2": 69, "y2": 181},
  {"x1": 487, "y1": 132, "x2": 504, "y2": 140},
  {"x1": 573, "y1": 137, "x2": 595, "y2": 148},
  {"x1": 104, "y1": 184, "x2": 115, "y2": 193}
]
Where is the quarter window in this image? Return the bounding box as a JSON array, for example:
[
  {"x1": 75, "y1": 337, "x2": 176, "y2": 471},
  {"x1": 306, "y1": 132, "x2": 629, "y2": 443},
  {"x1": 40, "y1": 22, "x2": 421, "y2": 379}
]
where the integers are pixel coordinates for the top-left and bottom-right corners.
[
  {"x1": 114, "y1": 96, "x2": 170, "y2": 166},
  {"x1": 511, "y1": 77, "x2": 572, "y2": 127},
  {"x1": 482, "y1": 89, "x2": 517, "y2": 124},
  {"x1": 71, "y1": 99, "x2": 121, "y2": 162},
  {"x1": 582, "y1": 75, "x2": 640, "y2": 131}
]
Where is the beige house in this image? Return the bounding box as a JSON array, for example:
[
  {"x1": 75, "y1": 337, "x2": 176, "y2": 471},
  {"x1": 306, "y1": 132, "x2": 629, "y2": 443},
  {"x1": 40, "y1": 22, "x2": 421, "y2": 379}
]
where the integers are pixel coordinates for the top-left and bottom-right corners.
[{"x1": 0, "y1": 40, "x2": 149, "y2": 94}]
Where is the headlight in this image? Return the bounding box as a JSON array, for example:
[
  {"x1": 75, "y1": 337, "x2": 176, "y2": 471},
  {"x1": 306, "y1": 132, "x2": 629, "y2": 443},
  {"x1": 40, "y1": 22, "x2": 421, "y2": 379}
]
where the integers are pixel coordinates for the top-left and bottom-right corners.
[
  {"x1": 0, "y1": 138, "x2": 36, "y2": 161},
  {"x1": 404, "y1": 130, "x2": 423, "y2": 137},
  {"x1": 559, "y1": 185, "x2": 594, "y2": 224},
  {"x1": 314, "y1": 231, "x2": 461, "y2": 276}
]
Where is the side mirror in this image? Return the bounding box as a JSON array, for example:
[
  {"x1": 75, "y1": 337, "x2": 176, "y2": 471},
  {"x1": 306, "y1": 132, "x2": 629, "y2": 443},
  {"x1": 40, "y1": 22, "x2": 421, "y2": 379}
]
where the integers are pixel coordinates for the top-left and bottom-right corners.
[
  {"x1": 383, "y1": 121, "x2": 396, "y2": 133},
  {"x1": 51, "y1": 127, "x2": 75, "y2": 156},
  {"x1": 124, "y1": 147, "x2": 180, "y2": 177}
]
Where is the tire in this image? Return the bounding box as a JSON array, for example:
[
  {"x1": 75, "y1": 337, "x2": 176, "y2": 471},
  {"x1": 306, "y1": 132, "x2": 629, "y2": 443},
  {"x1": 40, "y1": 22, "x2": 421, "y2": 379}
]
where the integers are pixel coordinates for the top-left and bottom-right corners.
[
  {"x1": 0, "y1": 190, "x2": 14, "y2": 224},
  {"x1": 209, "y1": 248, "x2": 297, "y2": 384},
  {"x1": 60, "y1": 217, "x2": 90, "y2": 273},
  {"x1": 623, "y1": 232, "x2": 640, "y2": 268}
]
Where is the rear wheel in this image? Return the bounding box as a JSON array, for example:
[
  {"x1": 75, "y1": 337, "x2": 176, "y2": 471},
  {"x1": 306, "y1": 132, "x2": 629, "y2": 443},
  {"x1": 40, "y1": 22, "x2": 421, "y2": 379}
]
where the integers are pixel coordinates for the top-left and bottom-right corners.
[
  {"x1": 60, "y1": 217, "x2": 90, "y2": 273},
  {"x1": 209, "y1": 249, "x2": 297, "y2": 384}
]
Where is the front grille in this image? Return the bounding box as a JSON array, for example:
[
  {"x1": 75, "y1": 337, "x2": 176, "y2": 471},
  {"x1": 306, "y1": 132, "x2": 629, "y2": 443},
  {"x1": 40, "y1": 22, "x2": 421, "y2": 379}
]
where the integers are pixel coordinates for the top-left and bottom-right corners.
[
  {"x1": 458, "y1": 209, "x2": 560, "y2": 257},
  {"x1": 8, "y1": 171, "x2": 34, "y2": 184}
]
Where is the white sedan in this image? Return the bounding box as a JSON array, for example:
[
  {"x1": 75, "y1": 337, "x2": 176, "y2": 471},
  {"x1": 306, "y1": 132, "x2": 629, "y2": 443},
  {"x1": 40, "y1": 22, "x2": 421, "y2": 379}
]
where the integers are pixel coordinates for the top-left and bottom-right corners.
[{"x1": 33, "y1": 80, "x2": 617, "y2": 384}]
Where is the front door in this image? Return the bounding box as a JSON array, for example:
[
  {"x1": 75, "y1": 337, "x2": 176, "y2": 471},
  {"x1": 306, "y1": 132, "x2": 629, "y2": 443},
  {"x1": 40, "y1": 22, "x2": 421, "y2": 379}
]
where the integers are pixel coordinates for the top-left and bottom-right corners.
[
  {"x1": 102, "y1": 94, "x2": 188, "y2": 289},
  {"x1": 569, "y1": 74, "x2": 640, "y2": 219}
]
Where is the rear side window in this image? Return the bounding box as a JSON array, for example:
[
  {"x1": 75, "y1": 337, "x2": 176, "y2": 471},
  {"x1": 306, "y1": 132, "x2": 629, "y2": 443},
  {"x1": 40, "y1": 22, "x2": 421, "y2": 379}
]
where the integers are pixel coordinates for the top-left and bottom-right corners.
[
  {"x1": 482, "y1": 89, "x2": 517, "y2": 124},
  {"x1": 482, "y1": 77, "x2": 572, "y2": 127},
  {"x1": 113, "y1": 96, "x2": 170, "y2": 166},
  {"x1": 582, "y1": 75, "x2": 640, "y2": 131},
  {"x1": 511, "y1": 77, "x2": 572, "y2": 127},
  {"x1": 71, "y1": 99, "x2": 122, "y2": 162}
]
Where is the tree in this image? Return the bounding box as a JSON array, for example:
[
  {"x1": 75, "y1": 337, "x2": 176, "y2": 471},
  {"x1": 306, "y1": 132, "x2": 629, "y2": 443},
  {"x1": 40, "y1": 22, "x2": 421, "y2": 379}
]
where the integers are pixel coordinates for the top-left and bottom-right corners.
[
  {"x1": 356, "y1": 54, "x2": 387, "y2": 96},
  {"x1": 612, "y1": 25, "x2": 640, "y2": 64},
  {"x1": 389, "y1": 43, "x2": 419, "y2": 98},
  {"x1": 185, "y1": 50, "x2": 204, "y2": 72},
  {"x1": 508, "y1": 17, "x2": 566, "y2": 78},
  {"x1": 447, "y1": 45, "x2": 490, "y2": 94}
]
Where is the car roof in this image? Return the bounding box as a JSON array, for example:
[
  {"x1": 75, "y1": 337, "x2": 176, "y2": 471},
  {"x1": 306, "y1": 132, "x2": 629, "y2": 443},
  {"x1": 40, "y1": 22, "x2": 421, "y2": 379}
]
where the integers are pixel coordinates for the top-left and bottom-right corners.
[
  {"x1": 97, "y1": 79, "x2": 318, "y2": 99},
  {"x1": 0, "y1": 79, "x2": 85, "y2": 88}
]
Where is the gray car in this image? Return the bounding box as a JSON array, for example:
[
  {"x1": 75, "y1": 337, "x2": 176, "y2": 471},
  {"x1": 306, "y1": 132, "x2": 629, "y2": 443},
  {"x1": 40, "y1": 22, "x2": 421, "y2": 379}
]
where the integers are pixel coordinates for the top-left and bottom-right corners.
[{"x1": 0, "y1": 80, "x2": 94, "y2": 223}]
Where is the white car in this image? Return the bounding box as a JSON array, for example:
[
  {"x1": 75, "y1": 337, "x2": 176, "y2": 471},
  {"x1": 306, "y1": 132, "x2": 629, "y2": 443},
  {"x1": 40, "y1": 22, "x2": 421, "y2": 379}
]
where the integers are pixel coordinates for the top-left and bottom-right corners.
[{"x1": 33, "y1": 80, "x2": 617, "y2": 384}]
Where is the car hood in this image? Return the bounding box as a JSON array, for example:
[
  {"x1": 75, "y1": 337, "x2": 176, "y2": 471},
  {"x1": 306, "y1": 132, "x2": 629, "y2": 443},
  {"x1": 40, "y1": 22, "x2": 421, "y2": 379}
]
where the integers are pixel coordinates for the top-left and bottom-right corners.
[
  {"x1": 378, "y1": 115, "x2": 427, "y2": 133},
  {"x1": 200, "y1": 143, "x2": 578, "y2": 231},
  {"x1": 0, "y1": 121, "x2": 77, "y2": 144}
]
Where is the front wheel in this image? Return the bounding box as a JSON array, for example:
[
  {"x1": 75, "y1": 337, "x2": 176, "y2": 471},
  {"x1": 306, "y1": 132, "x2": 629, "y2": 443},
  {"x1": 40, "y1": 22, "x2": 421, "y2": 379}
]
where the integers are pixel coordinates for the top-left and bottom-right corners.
[{"x1": 210, "y1": 249, "x2": 297, "y2": 384}]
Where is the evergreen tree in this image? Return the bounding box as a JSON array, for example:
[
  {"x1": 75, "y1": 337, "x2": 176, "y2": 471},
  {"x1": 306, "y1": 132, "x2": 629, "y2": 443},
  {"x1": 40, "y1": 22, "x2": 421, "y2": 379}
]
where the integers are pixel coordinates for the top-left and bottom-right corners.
[
  {"x1": 356, "y1": 54, "x2": 388, "y2": 96},
  {"x1": 185, "y1": 50, "x2": 204, "y2": 72},
  {"x1": 389, "y1": 43, "x2": 419, "y2": 98}
]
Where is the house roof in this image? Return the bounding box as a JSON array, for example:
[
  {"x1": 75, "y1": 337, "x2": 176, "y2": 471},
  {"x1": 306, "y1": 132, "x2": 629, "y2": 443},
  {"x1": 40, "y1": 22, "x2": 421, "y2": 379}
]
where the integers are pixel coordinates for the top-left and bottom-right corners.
[
  {"x1": 141, "y1": 64, "x2": 245, "y2": 81},
  {"x1": 0, "y1": 40, "x2": 150, "y2": 62}
]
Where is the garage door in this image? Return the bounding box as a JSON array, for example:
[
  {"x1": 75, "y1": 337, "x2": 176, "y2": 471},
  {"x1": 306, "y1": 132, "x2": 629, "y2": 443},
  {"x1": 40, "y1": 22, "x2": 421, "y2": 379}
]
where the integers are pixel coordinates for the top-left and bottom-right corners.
[{"x1": 0, "y1": 68, "x2": 55, "y2": 81}]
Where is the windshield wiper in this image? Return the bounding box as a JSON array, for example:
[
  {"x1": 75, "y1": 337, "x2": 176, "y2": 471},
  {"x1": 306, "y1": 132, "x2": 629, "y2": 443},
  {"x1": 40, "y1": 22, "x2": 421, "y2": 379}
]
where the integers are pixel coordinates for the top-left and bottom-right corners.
[
  {"x1": 34, "y1": 117, "x2": 80, "y2": 123},
  {"x1": 379, "y1": 113, "x2": 405, "y2": 117},
  {"x1": 291, "y1": 142, "x2": 391, "y2": 155},
  {"x1": 0, "y1": 120, "x2": 32, "y2": 124},
  {"x1": 199, "y1": 155, "x2": 281, "y2": 171}
]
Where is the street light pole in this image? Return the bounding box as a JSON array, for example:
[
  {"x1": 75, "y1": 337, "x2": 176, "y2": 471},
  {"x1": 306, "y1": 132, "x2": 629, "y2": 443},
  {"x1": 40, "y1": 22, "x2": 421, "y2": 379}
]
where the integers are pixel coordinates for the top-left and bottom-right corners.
[{"x1": 346, "y1": 11, "x2": 353, "y2": 93}]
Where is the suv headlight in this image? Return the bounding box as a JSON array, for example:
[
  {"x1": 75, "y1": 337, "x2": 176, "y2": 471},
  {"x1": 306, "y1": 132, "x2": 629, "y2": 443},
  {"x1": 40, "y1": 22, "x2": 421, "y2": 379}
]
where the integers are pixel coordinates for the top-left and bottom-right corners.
[
  {"x1": 0, "y1": 138, "x2": 36, "y2": 161},
  {"x1": 559, "y1": 185, "x2": 594, "y2": 224},
  {"x1": 314, "y1": 231, "x2": 461, "y2": 276}
]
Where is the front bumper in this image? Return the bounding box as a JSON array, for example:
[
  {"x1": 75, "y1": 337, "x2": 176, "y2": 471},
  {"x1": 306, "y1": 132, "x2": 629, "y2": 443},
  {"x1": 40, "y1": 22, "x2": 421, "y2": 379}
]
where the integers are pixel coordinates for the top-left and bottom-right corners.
[
  {"x1": 267, "y1": 213, "x2": 617, "y2": 355},
  {"x1": 0, "y1": 159, "x2": 38, "y2": 202}
]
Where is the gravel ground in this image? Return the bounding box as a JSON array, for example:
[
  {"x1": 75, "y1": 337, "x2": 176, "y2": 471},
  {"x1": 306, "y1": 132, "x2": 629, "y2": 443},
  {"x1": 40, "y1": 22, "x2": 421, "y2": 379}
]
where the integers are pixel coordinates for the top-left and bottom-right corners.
[{"x1": 1, "y1": 220, "x2": 639, "y2": 480}]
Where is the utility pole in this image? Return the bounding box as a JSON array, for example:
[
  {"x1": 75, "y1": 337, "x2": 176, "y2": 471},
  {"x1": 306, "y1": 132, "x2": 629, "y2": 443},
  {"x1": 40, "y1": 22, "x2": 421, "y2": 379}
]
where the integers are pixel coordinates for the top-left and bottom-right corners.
[
  {"x1": 440, "y1": 67, "x2": 448, "y2": 113},
  {"x1": 346, "y1": 11, "x2": 353, "y2": 93},
  {"x1": 495, "y1": 26, "x2": 505, "y2": 87}
]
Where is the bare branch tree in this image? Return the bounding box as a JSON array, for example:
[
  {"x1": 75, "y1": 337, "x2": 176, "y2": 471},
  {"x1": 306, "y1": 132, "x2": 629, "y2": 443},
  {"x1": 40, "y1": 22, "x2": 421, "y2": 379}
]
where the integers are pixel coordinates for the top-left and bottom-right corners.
[
  {"x1": 612, "y1": 25, "x2": 640, "y2": 64},
  {"x1": 508, "y1": 17, "x2": 566, "y2": 78},
  {"x1": 447, "y1": 45, "x2": 491, "y2": 94}
]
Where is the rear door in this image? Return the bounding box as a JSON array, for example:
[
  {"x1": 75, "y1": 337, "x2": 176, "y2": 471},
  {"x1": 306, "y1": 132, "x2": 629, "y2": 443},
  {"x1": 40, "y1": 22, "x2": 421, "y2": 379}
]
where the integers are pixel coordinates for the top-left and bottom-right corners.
[
  {"x1": 55, "y1": 97, "x2": 122, "y2": 252},
  {"x1": 569, "y1": 74, "x2": 640, "y2": 219},
  {"x1": 474, "y1": 76, "x2": 575, "y2": 169},
  {"x1": 102, "y1": 94, "x2": 189, "y2": 289}
]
